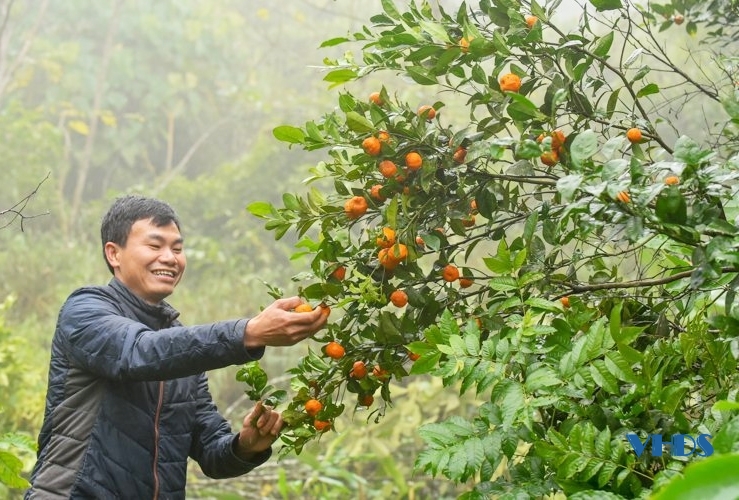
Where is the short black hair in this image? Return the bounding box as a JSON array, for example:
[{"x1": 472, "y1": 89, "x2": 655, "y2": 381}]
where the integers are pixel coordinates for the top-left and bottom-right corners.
[{"x1": 101, "y1": 195, "x2": 181, "y2": 274}]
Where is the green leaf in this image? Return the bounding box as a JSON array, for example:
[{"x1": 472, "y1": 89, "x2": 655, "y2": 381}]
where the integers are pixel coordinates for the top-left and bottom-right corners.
[
  {"x1": 588, "y1": 0, "x2": 623, "y2": 12},
  {"x1": 570, "y1": 130, "x2": 599, "y2": 168},
  {"x1": 273, "y1": 125, "x2": 306, "y2": 144},
  {"x1": 636, "y1": 83, "x2": 659, "y2": 98},
  {"x1": 247, "y1": 201, "x2": 276, "y2": 218},
  {"x1": 525, "y1": 366, "x2": 562, "y2": 391},
  {"x1": 0, "y1": 450, "x2": 29, "y2": 489},
  {"x1": 380, "y1": 0, "x2": 401, "y2": 20},
  {"x1": 323, "y1": 68, "x2": 358, "y2": 84},
  {"x1": 410, "y1": 352, "x2": 442, "y2": 375},
  {"x1": 592, "y1": 32, "x2": 614, "y2": 58},
  {"x1": 651, "y1": 454, "x2": 739, "y2": 500},
  {"x1": 419, "y1": 20, "x2": 451, "y2": 43},
  {"x1": 319, "y1": 37, "x2": 350, "y2": 48},
  {"x1": 345, "y1": 111, "x2": 375, "y2": 133},
  {"x1": 557, "y1": 174, "x2": 583, "y2": 201},
  {"x1": 655, "y1": 188, "x2": 687, "y2": 225},
  {"x1": 406, "y1": 66, "x2": 439, "y2": 85}
]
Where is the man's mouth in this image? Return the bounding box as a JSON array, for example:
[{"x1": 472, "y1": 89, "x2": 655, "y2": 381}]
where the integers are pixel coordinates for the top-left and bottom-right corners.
[{"x1": 152, "y1": 270, "x2": 177, "y2": 278}]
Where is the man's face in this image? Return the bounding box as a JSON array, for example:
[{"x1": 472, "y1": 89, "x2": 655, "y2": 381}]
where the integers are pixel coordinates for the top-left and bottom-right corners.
[{"x1": 105, "y1": 218, "x2": 186, "y2": 304}]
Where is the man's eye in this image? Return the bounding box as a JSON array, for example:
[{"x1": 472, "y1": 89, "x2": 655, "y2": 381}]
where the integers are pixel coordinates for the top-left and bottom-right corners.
[
  {"x1": 149, "y1": 245, "x2": 161, "y2": 250},
  {"x1": 173, "y1": 247, "x2": 183, "y2": 254}
]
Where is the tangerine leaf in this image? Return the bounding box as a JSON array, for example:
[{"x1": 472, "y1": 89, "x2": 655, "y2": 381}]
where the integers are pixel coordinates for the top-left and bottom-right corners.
[{"x1": 273, "y1": 125, "x2": 306, "y2": 144}]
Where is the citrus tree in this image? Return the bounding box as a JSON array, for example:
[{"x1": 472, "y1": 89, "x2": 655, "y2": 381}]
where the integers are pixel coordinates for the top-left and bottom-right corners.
[{"x1": 247, "y1": 0, "x2": 739, "y2": 497}]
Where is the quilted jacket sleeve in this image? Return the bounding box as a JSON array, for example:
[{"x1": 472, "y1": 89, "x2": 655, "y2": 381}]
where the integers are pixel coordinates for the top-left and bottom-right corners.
[
  {"x1": 57, "y1": 289, "x2": 264, "y2": 381},
  {"x1": 189, "y1": 374, "x2": 271, "y2": 478}
]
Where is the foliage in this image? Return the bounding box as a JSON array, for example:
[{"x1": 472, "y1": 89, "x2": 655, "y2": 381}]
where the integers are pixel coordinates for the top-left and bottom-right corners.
[
  {"x1": 247, "y1": 0, "x2": 739, "y2": 497},
  {"x1": 0, "y1": 432, "x2": 36, "y2": 491}
]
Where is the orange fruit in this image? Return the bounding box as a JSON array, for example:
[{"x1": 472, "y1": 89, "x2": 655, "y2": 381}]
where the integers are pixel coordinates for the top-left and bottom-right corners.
[
  {"x1": 330, "y1": 266, "x2": 346, "y2": 281},
  {"x1": 389, "y1": 290, "x2": 409, "y2": 307},
  {"x1": 415, "y1": 235, "x2": 425, "y2": 247},
  {"x1": 459, "y1": 277, "x2": 474, "y2": 288},
  {"x1": 442, "y1": 264, "x2": 460, "y2": 282},
  {"x1": 551, "y1": 129, "x2": 566, "y2": 151},
  {"x1": 378, "y1": 248, "x2": 399, "y2": 270},
  {"x1": 560, "y1": 296, "x2": 571, "y2": 308},
  {"x1": 344, "y1": 196, "x2": 368, "y2": 219},
  {"x1": 499, "y1": 73, "x2": 522, "y2": 92},
  {"x1": 305, "y1": 399, "x2": 323, "y2": 417},
  {"x1": 616, "y1": 191, "x2": 631, "y2": 203},
  {"x1": 369, "y1": 91, "x2": 383, "y2": 105},
  {"x1": 294, "y1": 303, "x2": 313, "y2": 313},
  {"x1": 525, "y1": 15, "x2": 538, "y2": 29},
  {"x1": 372, "y1": 365, "x2": 390, "y2": 381},
  {"x1": 470, "y1": 200, "x2": 478, "y2": 212},
  {"x1": 378, "y1": 160, "x2": 398, "y2": 178},
  {"x1": 350, "y1": 360, "x2": 368, "y2": 379},
  {"x1": 405, "y1": 151, "x2": 423, "y2": 171},
  {"x1": 540, "y1": 151, "x2": 559, "y2": 167},
  {"x1": 417, "y1": 105, "x2": 436, "y2": 120},
  {"x1": 376, "y1": 227, "x2": 396, "y2": 248},
  {"x1": 325, "y1": 341, "x2": 345, "y2": 360},
  {"x1": 453, "y1": 146, "x2": 467, "y2": 164},
  {"x1": 377, "y1": 130, "x2": 391, "y2": 143},
  {"x1": 673, "y1": 14, "x2": 684, "y2": 25},
  {"x1": 319, "y1": 302, "x2": 331, "y2": 317},
  {"x1": 459, "y1": 37, "x2": 472, "y2": 53},
  {"x1": 369, "y1": 184, "x2": 386, "y2": 202},
  {"x1": 461, "y1": 215, "x2": 475, "y2": 227},
  {"x1": 664, "y1": 175, "x2": 680, "y2": 186},
  {"x1": 626, "y1": 128, "x2": 642, "y2": 143},
  {"x1": 388, "y1": 243, "x2": 408, "y2": 261},
  {"x1": 313, "y1": 419, "x2": 331, "y2": 432},
  {"x1": 362, "y1": 136, "x2": 382, "y2": 156},
  {"x1": 408, "y1": 351, "x2": 421, "y2": 361},
  {"x1": 358, "y1": 394, "x2": 375, "y2": 406}
]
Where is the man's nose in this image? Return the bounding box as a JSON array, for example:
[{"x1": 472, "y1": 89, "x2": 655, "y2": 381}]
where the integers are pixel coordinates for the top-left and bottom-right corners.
[{"x1": 159, "y1": 247, "x2": 177, "y2": 263}]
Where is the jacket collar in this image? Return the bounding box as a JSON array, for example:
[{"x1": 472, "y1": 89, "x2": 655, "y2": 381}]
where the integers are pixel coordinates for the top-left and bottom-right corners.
[{"x1": 109, "y1": 277, "x2": 181, "y2": 327}]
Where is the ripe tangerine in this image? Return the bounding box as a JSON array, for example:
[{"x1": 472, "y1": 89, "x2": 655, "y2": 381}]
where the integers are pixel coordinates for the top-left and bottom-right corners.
[
  {"x1": 417, "y1": 105, "x2": 436, "y2": 120},
  {"x1": 376, "y1": 227, "x2": 396, "y2": 248},
  {"x1": 442, "y1": 264, "x2": 460, "y2": 282},
  {"x1": 626, "y1": 128, "x2": 642, "y2": 143},
  {"x1": 325, "y1": 341, "x2": 345, "y2": 360},
  {"x1": 378, "y1": 160, "x2": 398, "y2": 178},
  {"x1": 305, "y1": 399, "x2": 323, "y2": 417},
  {"x1": 405, "y1": 151, "x2": 423, "y2": 171},
  {"x1": 390, "y1": 290, "x2": 409, "y2": 307},
  {"x1": 350, "y1": 360, "x2": 368, "y2": 379},
  {"x1": 362, "y1": 136, "x2": 382, "y2": 156},
  {"x1": 369, "y1": 91, "x2": 383, "y2": 105},
  {"x1": 500, "y1": 73, "x2": 522, "y2": 92},
  {"x1": 344, "y1": 196, "x2": 368, "y2": 219},
  {"x1": 314, "y1": 420, "x2": 331, "y2": 432}
]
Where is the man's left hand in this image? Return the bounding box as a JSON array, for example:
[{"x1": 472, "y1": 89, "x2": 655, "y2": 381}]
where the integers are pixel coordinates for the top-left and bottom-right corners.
[{"x1": 235, "y1": 401, "x2": 282, "y2": 460}]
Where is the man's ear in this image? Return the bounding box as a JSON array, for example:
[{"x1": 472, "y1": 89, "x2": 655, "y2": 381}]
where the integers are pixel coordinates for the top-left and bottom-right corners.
[{"x1": 104, "y1": 242, "x2": 121, "y2": 271}]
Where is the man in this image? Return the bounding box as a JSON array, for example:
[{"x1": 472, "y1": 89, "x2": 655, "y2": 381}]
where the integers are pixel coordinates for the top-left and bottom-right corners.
[{"x1": 26, "y1": 195, "x2": 328, "y2": 499}]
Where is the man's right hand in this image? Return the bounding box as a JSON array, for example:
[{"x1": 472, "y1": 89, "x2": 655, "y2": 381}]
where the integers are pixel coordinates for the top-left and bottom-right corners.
[{"x1": 243, "y1": 296, "x2": 329, "y2": 348}]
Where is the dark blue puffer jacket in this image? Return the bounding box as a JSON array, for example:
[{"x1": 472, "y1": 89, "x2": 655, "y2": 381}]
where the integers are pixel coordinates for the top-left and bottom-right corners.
[{"x1": 26, "y1": 278, "x2": 269, "y2": 499}]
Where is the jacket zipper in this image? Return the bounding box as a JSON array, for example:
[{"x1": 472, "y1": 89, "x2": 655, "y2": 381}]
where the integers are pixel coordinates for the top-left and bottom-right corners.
[{"x1": 152, "y1": 381, "x2": 164, "y2": 500}]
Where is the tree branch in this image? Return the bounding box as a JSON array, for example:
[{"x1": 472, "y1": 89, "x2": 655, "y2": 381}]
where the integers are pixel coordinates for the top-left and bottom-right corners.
[{"x1": 0, "y1": 172, "x2": 50, "y2": 230}]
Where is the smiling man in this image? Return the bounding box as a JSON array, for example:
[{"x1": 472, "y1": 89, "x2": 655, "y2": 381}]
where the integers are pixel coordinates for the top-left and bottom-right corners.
[{"x1": 26, "y1": 195, "x2": 328, "y2": 499}]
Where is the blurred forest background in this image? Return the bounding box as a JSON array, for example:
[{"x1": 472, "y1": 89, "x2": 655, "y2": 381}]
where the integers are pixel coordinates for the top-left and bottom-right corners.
[{"x1": 0, "y1": 0, "x2": 716, "y2": 498}]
